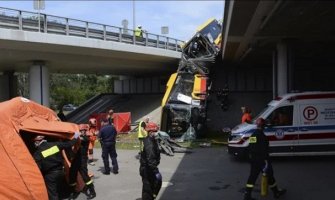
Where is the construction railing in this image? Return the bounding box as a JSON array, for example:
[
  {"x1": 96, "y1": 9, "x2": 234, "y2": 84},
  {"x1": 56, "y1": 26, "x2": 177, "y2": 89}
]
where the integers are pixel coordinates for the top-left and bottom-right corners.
[{"x1": 0, "y1": 7, "x2": 184, "y2": 52}]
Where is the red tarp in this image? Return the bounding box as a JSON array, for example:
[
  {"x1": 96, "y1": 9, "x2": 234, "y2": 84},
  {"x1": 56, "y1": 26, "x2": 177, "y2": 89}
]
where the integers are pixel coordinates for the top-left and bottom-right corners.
[
  {"x1": 90, "y1": 112, "x2": 131, "y2": 134},
  {"x1": 113, "y1": 112, "x2": 131, "y2": 133},
  {"x1": 0, "y1": 97, "x2": 79, "y2": 200}
]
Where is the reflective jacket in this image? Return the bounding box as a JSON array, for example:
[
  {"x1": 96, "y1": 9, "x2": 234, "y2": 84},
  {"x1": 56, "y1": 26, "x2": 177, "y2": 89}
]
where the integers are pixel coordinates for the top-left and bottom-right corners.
[
  {"x1": 138, "y1": 121, "x2": 147, "y2": 139},
  {"x1": 135, "y1": 28, "x2": 143, "y2": 37},
  {"x1": 248, "y1": 128, "x2": 269, "y2": 161},
  {"x1": 33, "y1": 139, "x2": 77, "y2": 174}
]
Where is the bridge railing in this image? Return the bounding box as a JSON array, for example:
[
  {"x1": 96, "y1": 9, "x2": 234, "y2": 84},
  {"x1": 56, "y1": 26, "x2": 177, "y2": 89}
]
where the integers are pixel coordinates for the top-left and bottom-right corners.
[{"x1": 0, "y1": 7, "x2": 184, "y2": 52}]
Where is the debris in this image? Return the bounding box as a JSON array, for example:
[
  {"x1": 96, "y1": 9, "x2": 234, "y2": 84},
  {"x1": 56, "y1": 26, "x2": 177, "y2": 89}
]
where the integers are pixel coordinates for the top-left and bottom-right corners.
[{"x1": 199, "y1": 142, "x2": 211, "y2": 147}]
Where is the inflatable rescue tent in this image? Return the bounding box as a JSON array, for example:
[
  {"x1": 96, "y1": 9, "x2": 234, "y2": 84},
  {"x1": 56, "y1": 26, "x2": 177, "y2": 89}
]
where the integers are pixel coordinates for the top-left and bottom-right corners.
[{"x1": 0, "y1": 97, "x2": 79, "y2": 200}]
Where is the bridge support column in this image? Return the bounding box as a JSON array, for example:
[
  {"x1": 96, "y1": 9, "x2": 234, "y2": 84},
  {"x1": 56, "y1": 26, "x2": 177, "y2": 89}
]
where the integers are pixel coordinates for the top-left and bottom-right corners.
[
  {"x1": 29, "y1": 62, "x2": 50, "y2": 107},
  {"x1": 0, "y1": 71, "x2": 17, "y2": 102},
  {"x1": 273, "y1": 41, "x2": 294, "y2": 97}
]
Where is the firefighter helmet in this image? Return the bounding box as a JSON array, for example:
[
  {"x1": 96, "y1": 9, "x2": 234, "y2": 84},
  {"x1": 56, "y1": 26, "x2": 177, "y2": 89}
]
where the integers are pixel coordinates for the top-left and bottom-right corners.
[
  {"x1": 88, "y1": 118, "x2": 97, "y2": 127},
  {"x1": 256, "y1": 118, "x2": 265, "y2": 128}
]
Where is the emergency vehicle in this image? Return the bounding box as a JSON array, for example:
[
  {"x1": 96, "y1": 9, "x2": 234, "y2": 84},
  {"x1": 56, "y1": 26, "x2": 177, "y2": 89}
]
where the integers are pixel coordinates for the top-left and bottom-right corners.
[{"x1": 228, "y1": 91, "x2": 335, "y2": 157}]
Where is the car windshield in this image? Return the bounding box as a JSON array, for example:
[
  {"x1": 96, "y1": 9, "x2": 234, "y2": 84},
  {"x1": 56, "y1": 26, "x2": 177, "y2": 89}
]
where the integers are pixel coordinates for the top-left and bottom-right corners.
[{"x1": 252, "y1": 105, "x2": 274, "y2": 123}]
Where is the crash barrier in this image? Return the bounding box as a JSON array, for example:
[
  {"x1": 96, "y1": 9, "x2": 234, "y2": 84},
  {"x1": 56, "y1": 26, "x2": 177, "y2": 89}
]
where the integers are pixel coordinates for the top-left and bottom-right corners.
[
  {"x1": 0, "y1": 7, "x2": 183, "y2": 51},
  {"x1": 89, "y1": 112, "x2": 131, "y2": 134}
]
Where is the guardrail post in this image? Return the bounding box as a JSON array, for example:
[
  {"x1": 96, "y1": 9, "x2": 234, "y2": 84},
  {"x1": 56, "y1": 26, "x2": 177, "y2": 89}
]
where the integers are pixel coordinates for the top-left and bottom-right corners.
[
  {"x1": 86, "y1": 22, "x2": 89, "y2": 38},
  {"x1": 66, "y1": 18, "x2": 69, "y2": 35},
  {"x1": 175, "y1": 39, "x2": 178, "y2": 51},
  {"x1": 18, "y1": 11, "x2": 22, "y2": 30},
  {"x1": 166, "y1": 37, "x2": 169, "y2": 49},
  {"x1": 103, "y1": 25, "x2": 106, "y2": 40},
  {"x1": 156, "y1": 35, "x2": 159, "y2": 48},
  {"x1": 119, "y1": 27, "x2": 122, "y2": 42},
  {"x1": 145, "y1": 32, "x2": 148, "y2": 46},
  {"x1": 43, "y1": 14, "x2": 47, "y2": 33},
  {"x1": 133, "y1": 30, "x2": 136, "y2": 45}
]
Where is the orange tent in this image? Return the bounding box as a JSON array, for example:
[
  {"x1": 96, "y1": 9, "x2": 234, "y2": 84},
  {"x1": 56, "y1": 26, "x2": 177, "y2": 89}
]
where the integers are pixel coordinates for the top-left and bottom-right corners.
[{"x1": 0, "y1": 97, "x2": 79, "y2": 200}]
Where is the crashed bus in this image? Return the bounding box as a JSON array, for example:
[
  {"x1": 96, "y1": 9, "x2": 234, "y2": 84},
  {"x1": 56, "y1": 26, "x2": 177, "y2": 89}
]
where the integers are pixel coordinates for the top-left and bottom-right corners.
[{"x1": 160, "y1": 18, "x2": 222, "y2": 139}]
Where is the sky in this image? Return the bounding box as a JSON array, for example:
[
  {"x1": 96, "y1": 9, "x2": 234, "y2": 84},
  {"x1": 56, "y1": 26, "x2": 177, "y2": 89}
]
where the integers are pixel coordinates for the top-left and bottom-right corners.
[{"x1": 0, "y1": 1, "x2": 224, "y2": 41}]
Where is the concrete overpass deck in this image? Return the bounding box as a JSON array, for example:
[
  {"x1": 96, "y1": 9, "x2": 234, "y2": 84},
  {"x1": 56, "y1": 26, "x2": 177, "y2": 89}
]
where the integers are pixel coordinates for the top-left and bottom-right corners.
[{"x1": 0, "y1": 7, "x2": 183, "y2": 75}]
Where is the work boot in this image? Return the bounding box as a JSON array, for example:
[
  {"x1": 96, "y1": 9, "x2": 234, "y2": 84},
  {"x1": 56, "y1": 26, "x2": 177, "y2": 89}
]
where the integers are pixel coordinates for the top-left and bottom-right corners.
[
  {"x1": 243, "y1": 187, "x2": 256, "y2": 200},
  {"x1": 86, "y1": 184, "x2": 96, "y2": 199},
  {"x1": 68, "y1": 185, "x2": 80, "y2": 200},
  {"x1": 272, "y1": 187, "x2": 286, "y2": 198}
]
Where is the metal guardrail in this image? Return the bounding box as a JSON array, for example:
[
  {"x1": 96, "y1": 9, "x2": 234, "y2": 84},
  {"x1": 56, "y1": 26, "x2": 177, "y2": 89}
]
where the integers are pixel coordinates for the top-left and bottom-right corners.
[{"x1": 0, "y1": 7, "x2": 184, "y2": 52}]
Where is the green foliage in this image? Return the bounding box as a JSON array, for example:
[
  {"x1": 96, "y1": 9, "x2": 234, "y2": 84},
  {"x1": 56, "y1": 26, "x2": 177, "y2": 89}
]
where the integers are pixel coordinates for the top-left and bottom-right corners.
[{"x1": 48, "y1": 73, "x2": 115, "y2": 110}]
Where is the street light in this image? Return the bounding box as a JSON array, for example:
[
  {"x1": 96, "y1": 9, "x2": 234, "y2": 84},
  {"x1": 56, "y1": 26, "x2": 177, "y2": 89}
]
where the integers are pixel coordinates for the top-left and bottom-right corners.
[{"x1": 33, "y1": 0, "x2": 45, "y2": 32}]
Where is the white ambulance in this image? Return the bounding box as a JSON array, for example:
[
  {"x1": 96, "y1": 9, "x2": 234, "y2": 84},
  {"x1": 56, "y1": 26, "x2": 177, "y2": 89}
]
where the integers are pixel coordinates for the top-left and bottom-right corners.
[{"x1": 228, "y1": 91, "x2": 335, "y2": 157}]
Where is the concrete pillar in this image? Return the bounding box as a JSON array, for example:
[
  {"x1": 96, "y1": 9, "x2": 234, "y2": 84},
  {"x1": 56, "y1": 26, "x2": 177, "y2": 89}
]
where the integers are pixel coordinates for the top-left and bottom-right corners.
[
  {"x1": 0, "y1": 71, "x2": 17, "y2": 102},
  {"x1": 29, "y1": 62, "x2": 49, "y2": 106},
  {"x1": 273, "y1": 42, "x2": 294, "y2": 97}
]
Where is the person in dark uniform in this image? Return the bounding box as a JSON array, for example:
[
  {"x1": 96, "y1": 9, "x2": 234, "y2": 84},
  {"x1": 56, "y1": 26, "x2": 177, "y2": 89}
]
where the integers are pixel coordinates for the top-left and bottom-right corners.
[
  {"x1": 139, "y1": 123, "x2": 162, "y2": 200},
  {"x1": 99, "y1": 119, "x2": 119, "y2": 175},
  {"x1": 33, "y1": 133, "x2": 79, "y2": 200},
  {"x1": 244, "y1": 118, "x2": 286, "y2": 200},
  {"x1": 68, "y1": 124, "x2": 96, "y2": 200}
]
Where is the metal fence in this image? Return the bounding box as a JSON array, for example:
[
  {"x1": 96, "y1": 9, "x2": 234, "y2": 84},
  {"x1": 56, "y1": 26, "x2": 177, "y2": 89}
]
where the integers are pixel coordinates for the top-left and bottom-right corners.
[{"x1": 0, "y1": 7, "x2": 184, "y2": 52}]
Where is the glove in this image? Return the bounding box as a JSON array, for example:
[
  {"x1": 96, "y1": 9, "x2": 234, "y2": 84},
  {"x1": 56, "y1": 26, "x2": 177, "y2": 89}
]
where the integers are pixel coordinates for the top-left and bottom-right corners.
[
  {"x1": 262, "y1": 160, "x2": 268, "y2": 173},
  {"x1": 74, "y1": 132, "x2": 80, "y2": 139},
  {"x1": 155, "y1": 172, "x2": 162, "y2": 181}
]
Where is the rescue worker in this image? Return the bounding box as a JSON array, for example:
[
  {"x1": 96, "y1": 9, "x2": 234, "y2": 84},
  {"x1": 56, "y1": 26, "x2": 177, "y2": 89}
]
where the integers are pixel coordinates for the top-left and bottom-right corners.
[
  {"x1": 87, "y1": 118, "x2": 99, "y2": 165},
  {"x1": 33, "y1": 133, "x2": 79, "y2": 200},
  {"x1": 241, "y1": 106, "x2": 252, "y2": 123},
  {"x1": 135, "y1": 25, "x2": 144, "y2": 38},
  {"x1": 68, "y1": 124, "x2": 96, "y2": 200},
  {"x1": 106, "y1": 109, "x2": 114, "y2": 125},
  {"x1": 139, "y1": 123, "x2": 162, "y2": 200},
  {"x1": 244, "y1": 118, "x2": 286, "y2": 200},
  {"x1": 99, "y1": 118, "x2": 119, "y2": 175},
  {"x1": 138, "y1": 117, "x2": 149, "y2": 153}
]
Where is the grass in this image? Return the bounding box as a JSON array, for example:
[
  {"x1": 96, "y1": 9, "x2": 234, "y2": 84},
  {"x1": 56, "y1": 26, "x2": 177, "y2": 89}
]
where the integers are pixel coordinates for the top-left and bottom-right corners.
[{"x1": 93, "y1": 129, "x2": 230, "y2": 150}]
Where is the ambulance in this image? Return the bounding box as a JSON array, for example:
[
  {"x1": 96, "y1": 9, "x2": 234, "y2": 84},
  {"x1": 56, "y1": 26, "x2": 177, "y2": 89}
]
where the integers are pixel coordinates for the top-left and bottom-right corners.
[{"x1": 228, "y1": 91, "x2": 335, "y2": 157}]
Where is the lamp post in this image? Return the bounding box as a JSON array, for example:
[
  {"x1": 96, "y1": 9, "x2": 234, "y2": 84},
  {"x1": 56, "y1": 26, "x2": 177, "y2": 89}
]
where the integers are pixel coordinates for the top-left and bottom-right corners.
[
  {"x1": 133, "y1": 0, "x2": 136, "y2": 31},
  {"x1": 33, "y1": 0, "x2": 45, "y2": 32}
]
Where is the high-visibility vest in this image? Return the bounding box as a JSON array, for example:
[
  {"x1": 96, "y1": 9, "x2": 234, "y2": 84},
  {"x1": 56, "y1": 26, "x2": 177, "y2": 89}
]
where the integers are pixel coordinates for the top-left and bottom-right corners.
[
  {"x1": 135, "y1": 28, "x2": 143, "y2": 37},
  {"x1": 138, "y1": 121, "x2": 147, "y2": 139}
]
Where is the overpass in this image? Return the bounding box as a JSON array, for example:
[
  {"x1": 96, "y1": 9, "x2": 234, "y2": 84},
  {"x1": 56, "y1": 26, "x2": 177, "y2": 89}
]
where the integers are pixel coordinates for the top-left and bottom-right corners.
[
  {"x1": 220, "y1": 0, "x2": 335, "y2": 97},
  {"x1": 207, "y1": 0, "x2": 335, "y2": 129},
  {"x1": 0, "y1": 7, "x2": 183, "y2": 105}
]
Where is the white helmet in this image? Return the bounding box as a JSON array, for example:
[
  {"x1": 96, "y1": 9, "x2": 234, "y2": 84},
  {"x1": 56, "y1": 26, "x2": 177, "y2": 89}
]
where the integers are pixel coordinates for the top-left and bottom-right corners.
[{"x1": 137, "y1": 25, "x2": 142, "y2": 28}]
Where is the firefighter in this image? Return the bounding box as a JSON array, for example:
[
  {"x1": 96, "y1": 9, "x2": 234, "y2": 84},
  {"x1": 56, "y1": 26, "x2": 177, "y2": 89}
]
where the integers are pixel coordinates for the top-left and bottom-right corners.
[
  {"x1": 138, "y1": 117, "x2": 149, "y2": 153},
  {"x1": 139, "y1": 123, "x2": 162, "y2": 200},
  {"x1": 68, "y1": 124, "x2": 96, "y2": 200},
  {"x1": 87, "y1": 118, "x2": 99, "y2": 165},
  {"x1": 33, "y1": 133, "x2": 79, "y2": 200},
  {"x1": 244, "y1": 118, "x2": 286, "y2": 200},
  {"x1": 241, "y1": 106, "x2": 252, "y2": 123}
]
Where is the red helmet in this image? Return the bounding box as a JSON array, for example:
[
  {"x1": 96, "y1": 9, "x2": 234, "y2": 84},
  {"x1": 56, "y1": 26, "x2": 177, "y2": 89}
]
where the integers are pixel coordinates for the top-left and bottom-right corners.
[
  {"x1": 79, "y1": 124, "x2": 89, "y2": 131},
  {"x1": 88, "y1": 118, "x2": 97, "y2": 127},
  {"x1": 256, "y1": 118, "x2": 265, "y2": 128}
]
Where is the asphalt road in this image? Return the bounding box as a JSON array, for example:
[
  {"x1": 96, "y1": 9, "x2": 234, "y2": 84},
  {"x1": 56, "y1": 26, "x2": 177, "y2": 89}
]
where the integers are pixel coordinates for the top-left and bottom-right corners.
[{"x1": 75, "y1": 147, "x2": 335, "y2": 200}]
